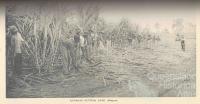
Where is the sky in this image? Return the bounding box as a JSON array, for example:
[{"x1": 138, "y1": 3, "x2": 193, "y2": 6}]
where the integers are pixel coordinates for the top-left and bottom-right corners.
[
  {"x1": 8, "y1": 0, "x2": 197, "y2": 33},
  {"x1": 99, "y1": 1, "x2": 196, "y2": 32}
]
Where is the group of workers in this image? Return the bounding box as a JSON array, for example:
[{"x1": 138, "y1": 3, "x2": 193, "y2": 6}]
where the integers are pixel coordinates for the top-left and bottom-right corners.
[{"x1": 6, "y1": 25, "x2": 186, "y2": 79}]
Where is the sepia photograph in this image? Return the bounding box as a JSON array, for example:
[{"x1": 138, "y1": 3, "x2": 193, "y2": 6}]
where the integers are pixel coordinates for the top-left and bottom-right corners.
[{"x1": 5, "y1": 0, "x2": 196, "y2": 98}]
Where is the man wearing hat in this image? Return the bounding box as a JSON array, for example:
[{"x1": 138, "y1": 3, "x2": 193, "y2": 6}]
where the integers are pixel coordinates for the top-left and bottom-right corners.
[
  {"x1": 10, "y1": 25, "x2": 25, "y2": 77},
  {"x1": 60, "y1": 26, "x2": 82, "y2": 73},
  {"x1": 180, "y1": 35, "x2": 185, "y2": 51}
]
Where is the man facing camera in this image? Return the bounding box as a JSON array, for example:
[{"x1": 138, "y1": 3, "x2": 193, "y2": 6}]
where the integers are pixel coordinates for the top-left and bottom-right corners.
[{"x1": 10, "y1": 25, "x2": 25, "y2": 77}]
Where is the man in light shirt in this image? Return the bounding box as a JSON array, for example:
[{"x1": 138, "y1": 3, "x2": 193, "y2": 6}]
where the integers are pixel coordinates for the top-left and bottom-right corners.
[{"x1": 10, "y1": 25, "x2": 25, "y2": 77}]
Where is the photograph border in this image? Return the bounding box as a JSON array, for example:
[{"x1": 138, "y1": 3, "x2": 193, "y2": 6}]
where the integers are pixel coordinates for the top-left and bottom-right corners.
[{"x1": 0, "y1": 1, "x2": 200, "y2": 104}]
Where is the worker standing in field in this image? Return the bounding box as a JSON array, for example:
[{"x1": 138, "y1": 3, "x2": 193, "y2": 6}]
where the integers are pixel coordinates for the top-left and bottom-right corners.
[
  {"x1": 10, "y1": 25, "x2": 25, "y2": 77},
  {"x1": 80, "y1": 31, "x2": 88, "y2": 63},
  {"x1": 152, "y1": 35, "x2": 156, "y2": 47},
  {"x1": 111, "y1": 33, "x2": 115, "y2": 47},
  {"x1": 175, "y1": 34, "x2": 185, "y2": 51},
  {"x1": 137, "y1": 34, "x2": 142, "y2": 48},
  {"x1": 127, "y1": 32, "x2": 133, "y2": 47},
  {"x1": 6, "y1": 28, "x2": 12, "y2": 68},
  {"x1": 74, "y1": 28, "x2": 82, "y2": 70},
  {"x1": 181, "y1": 35, "x2": 185, "y2": 51},
  {"x1": 60, "y1": 27, "x2": 82, "y2": 73}
]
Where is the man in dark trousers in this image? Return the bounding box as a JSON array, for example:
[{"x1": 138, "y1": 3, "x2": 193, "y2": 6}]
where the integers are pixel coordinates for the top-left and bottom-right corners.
[
  {"x1": 10, "y1": 25, "x2": 25, "y2": 77},
  {"x1": 61, "y1": 27, "x2": 81, "y2": 73},
  {"x1": 176, "y1": 34, "x2": 185, "y2": 51},
  {"x1": 181, "y1": 35, "x2": 185, "y2": 51}
]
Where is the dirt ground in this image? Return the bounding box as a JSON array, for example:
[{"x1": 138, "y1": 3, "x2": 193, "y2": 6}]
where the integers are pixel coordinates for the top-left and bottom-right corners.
[{"x1": 7, "y1": 38, "x2": 196, "y2": 97}]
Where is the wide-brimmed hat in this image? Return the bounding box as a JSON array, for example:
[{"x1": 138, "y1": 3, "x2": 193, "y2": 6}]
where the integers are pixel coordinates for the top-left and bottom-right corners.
[
  {"x1": 76, "y1": 26, "x2": 84, "y2": 34},
  {"x1": 9, "y1": 25, "x2": 18, "y2": 33},
  {"x1": 99, "y1": 31, "x2": 104, "y2": 34},
  {"x1": 89, "y1": 29, "x2": 94, "y2": 32}
]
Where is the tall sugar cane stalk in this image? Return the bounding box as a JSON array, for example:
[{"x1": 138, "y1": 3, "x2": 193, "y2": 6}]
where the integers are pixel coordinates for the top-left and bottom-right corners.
[{"x1": 33, "y1": 16, "x2": 41, "y2": 74}]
